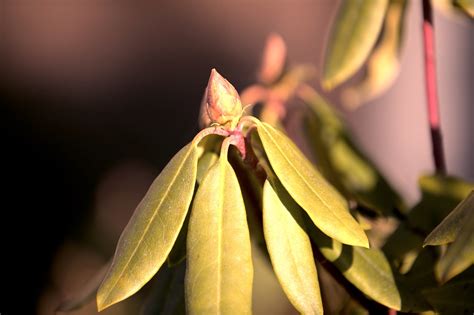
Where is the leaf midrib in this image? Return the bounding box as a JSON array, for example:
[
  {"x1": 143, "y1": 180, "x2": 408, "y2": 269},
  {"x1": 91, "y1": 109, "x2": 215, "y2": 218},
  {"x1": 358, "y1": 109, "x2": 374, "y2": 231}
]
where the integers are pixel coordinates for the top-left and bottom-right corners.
[
  {"x1": 101, "y1": 146, "x2": 194, "y2": 303},
  {"x1": 260, "y1": 124, "x2": 361, "y2": 242},
  {"x1": 215, "y1": 160, "x2": 226, "y2": 314}
]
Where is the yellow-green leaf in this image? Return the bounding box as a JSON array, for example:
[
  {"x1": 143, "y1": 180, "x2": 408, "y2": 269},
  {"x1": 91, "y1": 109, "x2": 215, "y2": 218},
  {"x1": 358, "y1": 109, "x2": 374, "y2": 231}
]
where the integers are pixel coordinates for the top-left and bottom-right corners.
[
  {"x1": 322, "y1": 0, "x2": 389, "y2": 89},
  {"x1": 425, "y1": 191, "x2": 474, "y2": 246},
  {"x1": 454, "y1": 0, "x2": 474, "y2": 18},
  {"x1": 306, "y1": 220, "x2": 431, "y2": 312},
  {"x1": 57, "y1": 261, "x2": 110, "y2": 312},
  {"x1": 262, "y1": 180, "x2": 323, "y2": 315},
  {"x1": 341, "y1": 0, "x2": 407, "y2": 109},
  {"x1": 300, "y1": 86, "x2": 405, "y2": 216},
  {"x1": 435, "y1": 192, "x2": 474, "y2": 282},
  {"x1": 196, "y1": 151, "x2": 219, "y2": 185},
  {"x1": 255, "y1": 120, "x2": 369, "y2": 247},
  {"x1": 185, "y1": 150, "x2": 253, "y2": 314},
  {"x1": 97, "y1": 143, "x2": 198, "y2": 311},
  {"x1": 166, "y1": 151, "x2": 220, "y2": 267}
]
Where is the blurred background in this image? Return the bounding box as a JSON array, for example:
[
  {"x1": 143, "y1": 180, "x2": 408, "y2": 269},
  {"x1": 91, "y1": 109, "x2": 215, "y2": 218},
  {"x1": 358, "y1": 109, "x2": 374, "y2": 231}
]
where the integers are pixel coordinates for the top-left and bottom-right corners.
[{"x1": 1, "y1": 1, "x2": 472, "y2": 314}]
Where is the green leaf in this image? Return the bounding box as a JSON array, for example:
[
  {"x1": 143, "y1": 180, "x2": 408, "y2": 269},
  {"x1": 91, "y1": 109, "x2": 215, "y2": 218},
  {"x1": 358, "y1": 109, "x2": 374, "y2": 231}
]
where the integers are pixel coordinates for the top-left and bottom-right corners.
[
  {"x1": 167, "y1": 152, "x2": 219, "y2": 267},
  {"x1": 454, "y1": 0, "x2": 474, "y2": 18},
  {"x1": 196, "y1": 151, "x2": 219, "y2": 185},
  {"x1": 436, "y1": 192, "x2": 474, "y2": 282},
  {"x1": 57, "y1": 261, "x2": 110, "y2": 312},
  {"x1": 255, "y1": 120, "x2": 369, "y2": 247},
  {"x1": 301, "y1": 86, "x2": 405, "y2": 216},
  {"x1": 306, "y1": 220, "x2": 431, "y2": 312},
  {"x1": 322, "y1": 0, "x2": 389, "y2": 89},
  {"x1": 97, "y1": 143, "x2": 198, "y2": 311},
  {"x1": 425, "y1": 191, "x2": 474, "y2": 246},
  {"x1": 185, "y1": 149, "x2": 253, "y2": 314},
  {"x1": 341, "y1": 0, "x2": 408, "y2": 109},
  {"x1": 262, "y1": 179, "x2": 323, "y2": 315},
  {"x1": 422, "y1": 266, "x2": 474, "y2": 314}
]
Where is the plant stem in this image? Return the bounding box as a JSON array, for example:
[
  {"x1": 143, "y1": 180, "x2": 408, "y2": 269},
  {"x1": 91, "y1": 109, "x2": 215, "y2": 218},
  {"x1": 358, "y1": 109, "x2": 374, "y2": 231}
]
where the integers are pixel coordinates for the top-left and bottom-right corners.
[{"x1": 422, "y1": 0, "x2": 446, "y2": 175}]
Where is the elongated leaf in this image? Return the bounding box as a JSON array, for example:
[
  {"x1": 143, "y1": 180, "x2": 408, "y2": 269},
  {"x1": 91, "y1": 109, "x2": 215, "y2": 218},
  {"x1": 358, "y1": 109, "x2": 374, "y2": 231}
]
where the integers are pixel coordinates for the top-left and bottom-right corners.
[
  {"x1": 322, "y1": 0, "x2": 389, "y2": 89},
  {"x1": 255, "y1": 120, "x2": 368, "y2": 247},
  {"x1": 57, "y1": 261, "x2": 110, "y2": 312},
  {"x1": 422, "y1": 266, "x2": 474, "y2": 314},
  {"x1": 300, "y1": 86, "x2": 404, "y2": 216},
  {"x1": 454, "y1": 0, "x2": 474, "y2": 18},
  {"x1": 341, "y1": 0, "x2": 407, "y2": 109},
  {"x1": 196, "y1": 151, "x2": 219, "y2": 185},
  {"x1": 306, "y1": 220, "x2": 431, "y2": 312},
  {"x1": 436, "y1": 192, "x2": 474, "y2": 282},
  {"x1": 167, "y1": 152, "x2": 220, "y2": 267},
  {"x1": 263, "y1": 180, "x2": 323, "y2": 314},
  {"x1": 185, "y1": 153, "x2": 253, "y2": 314},
  {"x1": 425, "y1": 191, "x2": 474, "y2": 246},
  {"x1": 97, "y1": 143, "x2": 198, "y2": 311}
]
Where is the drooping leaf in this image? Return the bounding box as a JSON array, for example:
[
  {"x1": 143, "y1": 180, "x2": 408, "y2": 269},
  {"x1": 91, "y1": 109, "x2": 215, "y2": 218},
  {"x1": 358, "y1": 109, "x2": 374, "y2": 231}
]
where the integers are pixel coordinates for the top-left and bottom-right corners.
[
  {"x1": 97, "y1": 143, "x2": 198, "y2": 311},
  {"x1": 435, "y1": 192, "x2": 474, "y2": 282},
  {"x1": 167, "y1": 153, "x2": 220, "y2": 267},
  {"x1": 341, "y1": 0, "x2": 408, "y2": 109},
  {"x1": 196, "y1": 151, "x2": 219, "y2": 185},
  {"x1": 422, "y1": 266, "x2": 474, "y2": 314},
  {"x1": 57, "y1": 261, "x2": 110, "y2": 312},
  {"x1": 424, "y1": 191, "x2": 474, "y2": 246},
  {"x1": 454, "y1": 0, "x2": 474, "y2": 18},
  {"x1": 300, "y1": 86, "x2": 405, "y2": 216},
  {"x1": 185, "y1": 148, "x2": 253, "y2": 314},
  {"x1": 141, "y1": 263, "x2": 186, "y2": 315},
  {"x1": 306, "y1": 219, "x2": 431, "y2": 312},
  {"x1": 322, "y1": 0, "x2": 389, "y2": 89},
  {"x1": 262, "y1": 179, "x2": 323, "y2": 315},
  {"x1": 254, "y1": 120, "x2": 368, "y2": 247}
]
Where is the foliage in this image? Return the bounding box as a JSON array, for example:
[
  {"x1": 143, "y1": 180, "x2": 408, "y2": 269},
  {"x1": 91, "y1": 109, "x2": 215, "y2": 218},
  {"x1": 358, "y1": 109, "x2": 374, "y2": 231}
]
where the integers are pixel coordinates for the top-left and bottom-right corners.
[{"x1": 58, "y1": 1, "x2": 473, "y2": 314}]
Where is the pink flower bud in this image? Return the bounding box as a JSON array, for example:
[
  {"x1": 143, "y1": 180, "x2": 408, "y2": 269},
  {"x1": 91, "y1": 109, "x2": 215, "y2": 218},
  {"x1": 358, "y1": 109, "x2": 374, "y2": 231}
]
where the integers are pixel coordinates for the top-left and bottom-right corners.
[{"x1": 205, "y1": 69, "x2": 243, "y2": 128}]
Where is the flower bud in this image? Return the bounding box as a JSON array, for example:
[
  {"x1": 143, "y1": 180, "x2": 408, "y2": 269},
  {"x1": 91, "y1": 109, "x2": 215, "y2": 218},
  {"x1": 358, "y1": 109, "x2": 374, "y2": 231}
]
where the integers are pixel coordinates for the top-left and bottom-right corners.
[{"x1": 205, "y1": 69, "x2": 243, "y2": 128}]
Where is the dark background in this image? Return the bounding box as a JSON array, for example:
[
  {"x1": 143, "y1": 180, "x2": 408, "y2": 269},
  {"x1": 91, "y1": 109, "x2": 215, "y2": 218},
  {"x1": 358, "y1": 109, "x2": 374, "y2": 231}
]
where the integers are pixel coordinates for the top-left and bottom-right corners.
[{"x1": 1, "y1": 1, "x2": 473, "y2": 314}]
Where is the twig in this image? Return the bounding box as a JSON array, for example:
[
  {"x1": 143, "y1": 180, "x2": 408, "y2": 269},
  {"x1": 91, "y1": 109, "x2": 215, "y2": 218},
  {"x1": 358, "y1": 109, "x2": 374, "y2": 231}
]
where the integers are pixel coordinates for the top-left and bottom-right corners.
[{"x1": 422, "y1": 0, "x2": 446, "y2": 174}]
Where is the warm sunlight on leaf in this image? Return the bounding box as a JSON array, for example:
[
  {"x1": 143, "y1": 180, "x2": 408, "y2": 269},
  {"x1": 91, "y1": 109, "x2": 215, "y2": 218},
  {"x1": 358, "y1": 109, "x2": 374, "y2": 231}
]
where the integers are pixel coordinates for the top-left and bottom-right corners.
[
  {"x1": 341, "y1": 0, "x2": 407, "y2": 109},
  {"x1": 185, "y1": 144, "x2": 253, "y2": 314},
  {"x1": 322, "y1": 0, "x2": 389, "y2": 89},
  {"x1": 255, "y1": 120, "x2": 369, "y2": 248},
  {"x1": 263, "y1": 180, "x2": 323, "y2": 315},
  {"x1": 97, "y1": 143, "x2": 198, "y2": 311}
]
